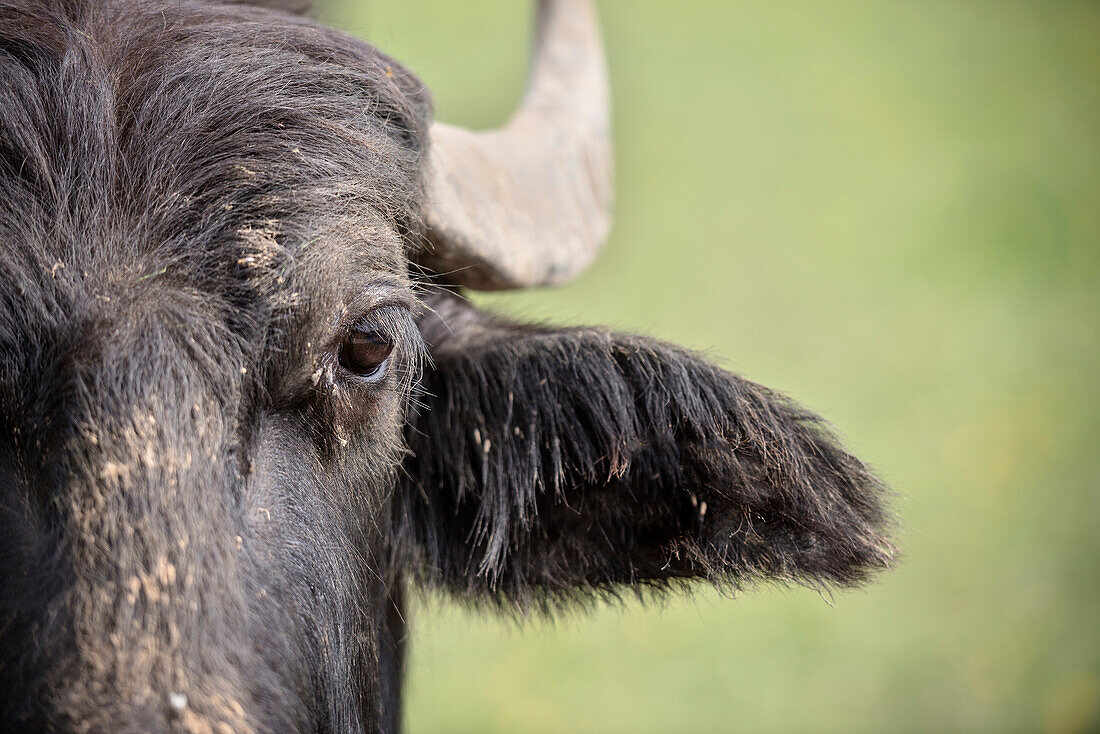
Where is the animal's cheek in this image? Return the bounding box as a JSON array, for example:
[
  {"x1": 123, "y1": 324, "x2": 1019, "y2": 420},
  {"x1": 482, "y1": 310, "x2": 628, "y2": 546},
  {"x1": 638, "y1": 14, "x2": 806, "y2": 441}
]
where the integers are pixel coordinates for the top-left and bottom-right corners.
[
  {"x1": 0, "y1": 460, "x2": 45, "y2": 591},
  {"x1": 330, "y1": 401, "x2": 407, "y2": 476},
  {"x1": 242, "y1": 411, "x2": 326, "y2": 504},
  {"x1": 326, "y1": 366, "x2": 413, "y2": 446},
  {"x1": 244, "y1": 394, "x2": 403, "y2": 505}
]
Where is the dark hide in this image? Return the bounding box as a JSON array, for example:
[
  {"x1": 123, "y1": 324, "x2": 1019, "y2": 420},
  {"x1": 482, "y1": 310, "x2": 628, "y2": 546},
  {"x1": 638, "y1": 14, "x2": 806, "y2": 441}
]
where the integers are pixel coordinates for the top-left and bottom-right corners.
[
  {"x1": 0, "y1": 0, "x2": 893, "y2": 732},
  {"x1": 401, "y1": 290, "x2": 893, "y2": 608},
  {"x1": 0, "y1": 0, "x2": 429, "y2": 731}
]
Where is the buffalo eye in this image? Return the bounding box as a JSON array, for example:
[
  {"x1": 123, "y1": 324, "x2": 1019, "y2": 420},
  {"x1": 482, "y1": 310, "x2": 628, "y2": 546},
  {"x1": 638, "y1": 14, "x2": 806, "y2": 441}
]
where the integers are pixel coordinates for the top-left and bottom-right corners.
[{"x1": 339, "y1": 328, "x2": 394, "y2": 380}]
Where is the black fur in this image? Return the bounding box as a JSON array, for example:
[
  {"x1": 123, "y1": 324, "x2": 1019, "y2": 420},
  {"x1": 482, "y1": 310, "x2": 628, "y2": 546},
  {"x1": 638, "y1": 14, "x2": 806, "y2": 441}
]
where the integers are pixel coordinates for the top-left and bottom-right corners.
[
  {"x1": 401, "y1": 291, "x2": 893, "y2": 610},
  {"x1": 0, "y1": 1, "x2": 430, "y2": 731},
  {"x1": 0, "y1": 1, "x2": 893, "y2": 731}
]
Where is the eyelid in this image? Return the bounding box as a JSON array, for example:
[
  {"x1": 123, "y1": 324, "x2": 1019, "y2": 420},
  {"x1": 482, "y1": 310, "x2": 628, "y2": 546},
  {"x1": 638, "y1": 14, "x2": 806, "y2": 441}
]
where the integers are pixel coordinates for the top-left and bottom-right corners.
[
  {"x1": 342, "y1": 283, "x2": 415, "y2": 322},
  {"x1": 343, "y1": 303, "x2": 410, "y2": 339},
  {"x1": 360, "y1": 357, "x2": 390, "y2": 383},
  {"x1": 326, "y1": 290, "x2": 414, "y2": 352}
]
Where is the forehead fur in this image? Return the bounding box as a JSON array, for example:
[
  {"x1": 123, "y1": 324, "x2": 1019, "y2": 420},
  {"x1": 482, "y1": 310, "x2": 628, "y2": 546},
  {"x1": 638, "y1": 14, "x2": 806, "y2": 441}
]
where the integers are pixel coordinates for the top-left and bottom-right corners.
[{"x1": 0, "y1": 0, "x2": 431, "y2": 374}]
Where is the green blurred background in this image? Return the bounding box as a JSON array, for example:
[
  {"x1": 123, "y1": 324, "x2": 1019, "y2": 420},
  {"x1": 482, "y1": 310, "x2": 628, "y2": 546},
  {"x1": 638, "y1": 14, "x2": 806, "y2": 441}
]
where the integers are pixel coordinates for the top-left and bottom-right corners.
[{"x1": 325, "y1": 2, "x2": 1099, "y2": 731}]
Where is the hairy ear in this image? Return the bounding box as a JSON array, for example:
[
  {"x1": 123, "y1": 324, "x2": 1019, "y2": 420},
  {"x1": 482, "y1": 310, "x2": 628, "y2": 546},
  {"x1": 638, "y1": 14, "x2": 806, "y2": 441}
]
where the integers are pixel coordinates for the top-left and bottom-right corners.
[{"x1": 397, "y1": 290, "x2": 894, "y2": 607}]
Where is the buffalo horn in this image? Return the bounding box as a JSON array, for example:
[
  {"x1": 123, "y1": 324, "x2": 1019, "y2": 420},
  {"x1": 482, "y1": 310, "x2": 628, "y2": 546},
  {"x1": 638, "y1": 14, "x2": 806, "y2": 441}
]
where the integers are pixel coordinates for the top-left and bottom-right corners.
[{"x1": 420, "y1": 0, "x2": 613, "y2": 290}]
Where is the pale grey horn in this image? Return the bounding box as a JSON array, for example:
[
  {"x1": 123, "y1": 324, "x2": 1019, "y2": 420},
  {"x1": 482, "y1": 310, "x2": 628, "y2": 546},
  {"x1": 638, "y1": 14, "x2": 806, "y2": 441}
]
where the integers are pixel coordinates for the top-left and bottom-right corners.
[{"x1": 420, "y1": 0, "x2": 613, "y2": 290}]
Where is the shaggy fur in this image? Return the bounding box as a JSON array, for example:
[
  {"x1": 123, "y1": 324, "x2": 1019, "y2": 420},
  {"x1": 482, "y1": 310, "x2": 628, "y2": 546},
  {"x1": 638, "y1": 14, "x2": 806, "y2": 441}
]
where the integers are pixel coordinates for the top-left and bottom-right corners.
[
  {"x1": 402, "y1": 290, "x2": 893, "y2": 609},
  {"x1": 0, "y1": 1, "x2": 893, "y2": 732},
  {"x1": 0, "y1": 1, "x2": 429, "y2": 731}
]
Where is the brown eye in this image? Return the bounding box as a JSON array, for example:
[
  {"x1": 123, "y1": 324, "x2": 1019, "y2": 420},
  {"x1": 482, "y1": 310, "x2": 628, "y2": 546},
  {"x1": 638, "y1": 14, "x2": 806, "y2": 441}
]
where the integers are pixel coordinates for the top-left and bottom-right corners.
[{"x1": 339, "y1": 329, "x2": 394, "y2": 380}]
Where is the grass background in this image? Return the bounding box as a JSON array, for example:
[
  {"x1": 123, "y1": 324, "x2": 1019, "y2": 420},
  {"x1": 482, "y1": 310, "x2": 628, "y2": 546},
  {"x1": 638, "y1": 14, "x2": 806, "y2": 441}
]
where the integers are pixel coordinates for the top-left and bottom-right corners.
[{"x1": 322, "y1": 2, "x2": 1100, "y2": 731}]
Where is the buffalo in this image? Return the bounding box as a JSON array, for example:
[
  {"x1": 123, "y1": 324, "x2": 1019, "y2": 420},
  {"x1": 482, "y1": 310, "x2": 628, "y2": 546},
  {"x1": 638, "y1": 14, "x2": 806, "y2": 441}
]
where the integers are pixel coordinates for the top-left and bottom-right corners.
[{"x1": 0, "y1": 0, "x2": 894, "y2": 731}]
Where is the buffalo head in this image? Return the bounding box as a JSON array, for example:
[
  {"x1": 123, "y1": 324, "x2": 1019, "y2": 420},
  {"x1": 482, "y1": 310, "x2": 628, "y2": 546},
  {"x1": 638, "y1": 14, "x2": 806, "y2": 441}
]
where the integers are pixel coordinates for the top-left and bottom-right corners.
[{"x1": 0, "y1": 0, "x2": 893, "y2": 731}]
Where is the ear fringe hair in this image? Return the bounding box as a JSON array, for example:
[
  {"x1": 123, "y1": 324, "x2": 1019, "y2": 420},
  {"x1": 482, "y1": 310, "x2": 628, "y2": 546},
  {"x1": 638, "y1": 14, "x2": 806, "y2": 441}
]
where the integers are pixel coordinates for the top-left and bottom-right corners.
[{"x1": 399, "y1": 300, "x2": 895, "y2": 613}]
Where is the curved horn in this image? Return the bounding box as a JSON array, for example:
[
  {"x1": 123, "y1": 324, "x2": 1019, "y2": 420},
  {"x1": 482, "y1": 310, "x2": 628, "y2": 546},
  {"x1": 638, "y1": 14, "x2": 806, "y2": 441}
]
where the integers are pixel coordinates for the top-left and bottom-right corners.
[{"x1": 420, "y1": 0, "x2": 613, "y2": 290}]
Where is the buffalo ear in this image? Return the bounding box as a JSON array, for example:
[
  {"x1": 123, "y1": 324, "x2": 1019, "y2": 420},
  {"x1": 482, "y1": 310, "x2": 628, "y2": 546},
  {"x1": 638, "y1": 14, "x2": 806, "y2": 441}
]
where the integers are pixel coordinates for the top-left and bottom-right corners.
[{"x1": 396, "y1": 290, "x2": 894, "y2": 607}]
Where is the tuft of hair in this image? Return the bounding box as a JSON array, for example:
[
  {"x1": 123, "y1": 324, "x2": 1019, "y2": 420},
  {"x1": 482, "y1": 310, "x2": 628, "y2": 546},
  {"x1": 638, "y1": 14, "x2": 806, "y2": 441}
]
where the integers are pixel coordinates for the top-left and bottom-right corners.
[{"x1": 398, "y1": 291, "x2": 896, "y2": 612}]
